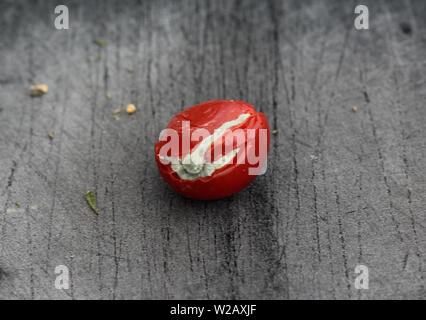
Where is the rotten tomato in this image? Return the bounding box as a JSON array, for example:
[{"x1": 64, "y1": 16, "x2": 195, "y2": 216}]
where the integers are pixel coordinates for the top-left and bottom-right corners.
[{"x1": 155, "y1": 100, "x2": 269, "y2": 200}]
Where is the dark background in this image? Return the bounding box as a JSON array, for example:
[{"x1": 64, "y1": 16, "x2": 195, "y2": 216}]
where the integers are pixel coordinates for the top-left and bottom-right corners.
[{"x1": 0, "y1": 0, "x2": 425, "y2": 299}]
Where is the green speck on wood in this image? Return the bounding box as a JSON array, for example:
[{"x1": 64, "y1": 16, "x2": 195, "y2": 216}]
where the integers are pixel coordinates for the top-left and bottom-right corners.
[
  {"x1": 86, "y1": 190, "x2": 99, "y2": 215},
  {"x1": 93, "y1": 39, "x2": 107, "y2": 47}
]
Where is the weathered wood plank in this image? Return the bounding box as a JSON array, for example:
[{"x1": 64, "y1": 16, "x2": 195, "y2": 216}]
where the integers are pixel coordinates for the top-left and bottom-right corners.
[{"x1": 0, "y1": 0, "x2": 425, "y2": 299}]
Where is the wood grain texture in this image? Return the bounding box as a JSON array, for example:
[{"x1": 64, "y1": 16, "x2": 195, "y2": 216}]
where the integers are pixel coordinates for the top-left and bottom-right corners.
[{"x1": 0, "y1": 0, "x2": 425, "y2": 299}]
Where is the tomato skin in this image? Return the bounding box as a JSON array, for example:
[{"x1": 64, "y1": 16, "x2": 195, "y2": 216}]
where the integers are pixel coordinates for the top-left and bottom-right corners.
[{"x1": 155, "y1": 100, "x2": 270, "y2": 200}]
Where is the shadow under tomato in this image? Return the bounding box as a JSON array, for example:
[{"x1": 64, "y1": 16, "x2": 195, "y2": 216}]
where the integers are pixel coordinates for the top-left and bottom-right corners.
[{"x1": 160, "y1": 173, "x2": 270, "y2": 218}]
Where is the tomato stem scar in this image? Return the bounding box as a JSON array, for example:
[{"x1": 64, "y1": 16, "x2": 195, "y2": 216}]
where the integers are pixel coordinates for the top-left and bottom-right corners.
[{"x1": 160, "y1": 113, "x2": 251, "y2": 180}]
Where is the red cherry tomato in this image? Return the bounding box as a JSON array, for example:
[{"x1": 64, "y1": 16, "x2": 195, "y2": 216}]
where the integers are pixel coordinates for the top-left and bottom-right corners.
[{"x1": 155, "y1": 100, "x2": 270, "y2": 200}]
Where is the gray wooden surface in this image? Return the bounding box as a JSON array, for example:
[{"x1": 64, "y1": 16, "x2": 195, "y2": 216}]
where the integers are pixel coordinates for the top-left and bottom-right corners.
[{"x1": 0, "y1": 0, "x2": 425, "y2": 300}]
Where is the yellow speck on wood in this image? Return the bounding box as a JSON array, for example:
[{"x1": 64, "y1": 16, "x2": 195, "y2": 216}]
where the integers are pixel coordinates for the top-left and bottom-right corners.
[
  {"x1": 126, "y1": 104, "x2": 136, "y2": 114},
  {"x1": 352, "y1": 106, "x2": 358, "y2": 113},
  {"x1": 30, "y1": 84, "x2": 48, "y2": 96},
  {"x1": 106, "y1": 93, "x2": 111, "y2": 99},
  {"x1": 272, "y1": 130, "x2": 278, "y2": 134},
  {"x1": 15, "y1": 202, "x2": 20, "y2": 208},
  {"x1": 48, "y1": 131, "x2": 54, "y2": 140}
]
